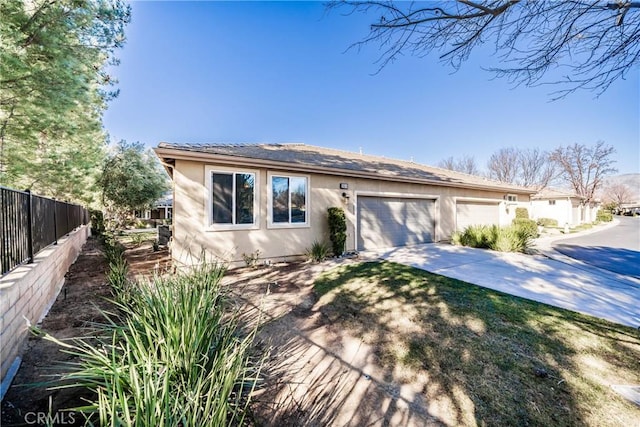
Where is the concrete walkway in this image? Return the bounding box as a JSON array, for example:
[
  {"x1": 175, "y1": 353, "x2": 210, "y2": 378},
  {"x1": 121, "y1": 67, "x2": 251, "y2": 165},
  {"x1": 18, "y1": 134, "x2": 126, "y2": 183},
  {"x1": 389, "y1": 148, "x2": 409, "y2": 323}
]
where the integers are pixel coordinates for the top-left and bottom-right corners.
[{"x1": 363, "y1": 243, "x2": 640, "y2": 329}]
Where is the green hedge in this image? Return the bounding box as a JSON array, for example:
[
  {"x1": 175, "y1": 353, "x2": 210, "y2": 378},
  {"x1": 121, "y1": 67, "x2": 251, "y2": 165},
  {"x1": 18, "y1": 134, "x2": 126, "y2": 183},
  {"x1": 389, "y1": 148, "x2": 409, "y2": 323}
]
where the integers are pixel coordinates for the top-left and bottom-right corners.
[
  {"x1": 515, "y1": 207, "x2": 529, "y2": 219},
  {"x1": 89, "y1": 209, "x2": 105, "y2": 236},
  {"x1": 596, "y1": 210, "x2": 613, "y2": 222},
  {"x1": 328, "y1": 207, "x2": 347, "y2": 256}
]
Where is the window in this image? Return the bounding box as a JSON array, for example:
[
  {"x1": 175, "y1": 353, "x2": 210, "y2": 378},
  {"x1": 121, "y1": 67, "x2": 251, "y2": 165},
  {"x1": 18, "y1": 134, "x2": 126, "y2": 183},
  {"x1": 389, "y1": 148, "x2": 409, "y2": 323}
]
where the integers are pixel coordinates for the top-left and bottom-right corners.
[
  {"x1": 210, "y1": 171, "x2": 256, "y2": 227},
  {"x1": 548, "y1": 200, "x2": 556, "y2": 206},
  {"x1": 270, "y1": 174, "x2": 308, "y2": 226},
  {"x1": 505, "y1": 194, "x2": 518, "y2": 202}
]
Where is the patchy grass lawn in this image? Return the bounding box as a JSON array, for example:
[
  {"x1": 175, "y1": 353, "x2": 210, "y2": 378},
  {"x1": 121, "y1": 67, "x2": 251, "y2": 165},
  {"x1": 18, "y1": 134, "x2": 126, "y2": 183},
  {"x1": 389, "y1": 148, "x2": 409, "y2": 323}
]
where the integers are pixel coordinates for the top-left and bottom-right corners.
[{"x1": 314, "y1": 261, "x2": 640, "y2": 426}]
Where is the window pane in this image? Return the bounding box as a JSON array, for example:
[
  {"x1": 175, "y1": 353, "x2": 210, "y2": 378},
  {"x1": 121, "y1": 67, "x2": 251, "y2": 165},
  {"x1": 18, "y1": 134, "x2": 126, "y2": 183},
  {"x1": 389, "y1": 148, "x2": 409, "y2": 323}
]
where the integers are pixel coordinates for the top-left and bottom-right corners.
[
  {"x1": 235, "y1": 173, "x2": 255, "y2": 224},
  {"x1": 272, "y1": 176, "x2": 289, "y2": 223},
  {"x1": 212, "y1": 173, "x2": 233, "y2": 224},
  {"x1": 290, "y1": 177, "x2": 306, "y2": 223}
]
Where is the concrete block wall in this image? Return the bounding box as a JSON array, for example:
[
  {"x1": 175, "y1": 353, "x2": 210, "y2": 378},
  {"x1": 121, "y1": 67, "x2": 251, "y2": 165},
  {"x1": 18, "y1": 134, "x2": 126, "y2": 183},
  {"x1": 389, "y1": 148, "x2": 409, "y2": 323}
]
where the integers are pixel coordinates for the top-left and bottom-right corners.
[{"x1": 0, "y1": 225, "x2": 89, "y2": 389}]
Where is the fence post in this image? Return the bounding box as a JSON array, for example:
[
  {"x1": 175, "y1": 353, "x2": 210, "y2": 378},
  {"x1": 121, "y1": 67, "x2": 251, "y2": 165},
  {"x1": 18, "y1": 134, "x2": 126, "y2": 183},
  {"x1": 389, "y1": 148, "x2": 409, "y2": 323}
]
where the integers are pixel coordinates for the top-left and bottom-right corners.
[
  {"x1": 53, "y1": 199, "x2": 57, "y2": 245},
  {"x1": 25, "y1": 190, "x2": 33, "y2": 263},
  {"x1": 66, "y1": 202, "x2": 70, "y2": 235}
]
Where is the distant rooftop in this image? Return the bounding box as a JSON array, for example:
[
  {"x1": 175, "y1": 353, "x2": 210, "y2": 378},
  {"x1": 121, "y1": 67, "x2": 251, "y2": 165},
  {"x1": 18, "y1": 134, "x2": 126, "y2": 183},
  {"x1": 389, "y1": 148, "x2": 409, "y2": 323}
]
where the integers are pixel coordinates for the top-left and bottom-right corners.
[
  {"x1": 532, "y1": 188, "x2": 584, "y2": 200},
  {"x1": 156, "y1": 142, "x2": 536, "y2": 194}
]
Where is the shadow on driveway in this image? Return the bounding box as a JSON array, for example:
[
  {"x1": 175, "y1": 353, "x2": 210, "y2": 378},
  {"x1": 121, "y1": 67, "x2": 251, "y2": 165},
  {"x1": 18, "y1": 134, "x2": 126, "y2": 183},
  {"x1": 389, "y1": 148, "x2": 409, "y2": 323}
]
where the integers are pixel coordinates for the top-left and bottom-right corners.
[{"x1": 554, "y1": 245, "x2": 640, "y2": 278}]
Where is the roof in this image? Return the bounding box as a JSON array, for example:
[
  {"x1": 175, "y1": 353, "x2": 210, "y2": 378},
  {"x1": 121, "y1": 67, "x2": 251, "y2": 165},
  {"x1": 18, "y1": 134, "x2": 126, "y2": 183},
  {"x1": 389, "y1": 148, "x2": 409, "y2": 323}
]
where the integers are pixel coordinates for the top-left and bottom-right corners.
[
  {"x1": 532, "y1": 188, "x2": 585, "y2": 200},
  {"x1": 155, "y1": 142, "x2": 536, "y2": 194},
  {"x1": 154, "y1": 195, "x2": 173, "y2": 207}
]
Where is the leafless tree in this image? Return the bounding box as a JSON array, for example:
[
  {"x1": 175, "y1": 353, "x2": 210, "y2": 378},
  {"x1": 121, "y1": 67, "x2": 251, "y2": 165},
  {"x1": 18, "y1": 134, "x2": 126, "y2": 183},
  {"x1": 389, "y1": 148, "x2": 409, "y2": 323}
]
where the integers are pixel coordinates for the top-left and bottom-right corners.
[
  {"x1": 518, "y1": 148, "x2": 556, "y2": 189},
  {"x1": 438, "y1": 154, "x2": 480, "y2": 175},
  {"x1": 487, "y1": 147, "x2": 519, "y2": 183},
  {"x1": 331, "y1": 1, "x2": 640, "y2": 98},
  {"x1": 550, "y1": 141, "x2": 617, "y2": 202},
  {"x1": 602, "y1": 182, "x2": 634, "y2": 206},
  {"x1": 487, "y1": 147, "x2": 555, "y2": 188}
]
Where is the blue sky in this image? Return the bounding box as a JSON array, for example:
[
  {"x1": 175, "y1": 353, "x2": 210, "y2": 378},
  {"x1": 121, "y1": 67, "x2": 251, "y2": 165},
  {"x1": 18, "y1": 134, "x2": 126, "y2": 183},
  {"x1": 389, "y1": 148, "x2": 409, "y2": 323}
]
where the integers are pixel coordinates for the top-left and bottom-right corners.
[{"x1": 103, "y1": 1, "x2": 640, "y2": 174}]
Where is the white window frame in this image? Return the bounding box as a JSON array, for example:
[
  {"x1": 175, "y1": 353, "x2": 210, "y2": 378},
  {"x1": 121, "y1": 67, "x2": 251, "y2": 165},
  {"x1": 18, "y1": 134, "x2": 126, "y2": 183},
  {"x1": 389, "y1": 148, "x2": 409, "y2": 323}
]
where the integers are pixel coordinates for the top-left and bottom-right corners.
[
  {"x1": 267, "y1": 172, "x2": 310, "y2": 229},
  {"x1": 505, "y1": 194, "x2": 518, "y2": 203},
  {"x1": 205, "y1": 165, "x2": 259, "y2": 231}
]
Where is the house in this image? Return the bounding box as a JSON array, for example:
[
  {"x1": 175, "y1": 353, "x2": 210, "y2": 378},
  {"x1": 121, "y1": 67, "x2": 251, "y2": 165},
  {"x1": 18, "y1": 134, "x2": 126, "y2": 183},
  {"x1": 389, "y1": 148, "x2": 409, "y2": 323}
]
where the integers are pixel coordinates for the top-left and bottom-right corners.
[
  {"x1": 154, "y1": 143, "x2": 536, "y2": 267},
  {"x1": 530, "y1": 188, "x2": 599, "y2": 226},
  {"x1": 133, "y1": 195, "x2": 173, "y2": 226}
]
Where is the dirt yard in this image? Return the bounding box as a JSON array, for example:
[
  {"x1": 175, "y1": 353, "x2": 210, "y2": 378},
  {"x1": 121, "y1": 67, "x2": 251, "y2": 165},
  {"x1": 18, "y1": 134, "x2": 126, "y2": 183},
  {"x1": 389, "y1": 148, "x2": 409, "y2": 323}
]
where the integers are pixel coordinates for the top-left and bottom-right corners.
[
  {"x1": 0, "y1": 233, "x2": 419, "y2": 426},
  {"x1": 0, "y1": 237, "x2": 170, "y2": 426}
]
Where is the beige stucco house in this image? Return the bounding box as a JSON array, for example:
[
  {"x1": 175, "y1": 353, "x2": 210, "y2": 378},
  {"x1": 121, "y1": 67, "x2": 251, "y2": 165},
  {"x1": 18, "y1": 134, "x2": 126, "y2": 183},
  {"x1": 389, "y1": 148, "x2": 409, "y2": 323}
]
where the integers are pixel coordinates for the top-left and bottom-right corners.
[
  {"x1": 154, "y1": 143, "x2": 535, "y2": 267},
  {"x1": 530, "y1": 188, "x2": 599, "y2": 227}
]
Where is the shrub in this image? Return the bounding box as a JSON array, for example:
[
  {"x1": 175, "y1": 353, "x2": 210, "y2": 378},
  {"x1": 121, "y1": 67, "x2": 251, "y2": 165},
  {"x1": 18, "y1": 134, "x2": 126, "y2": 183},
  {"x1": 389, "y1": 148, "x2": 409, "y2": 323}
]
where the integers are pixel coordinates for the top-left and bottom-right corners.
[
  {"x1": 328, "y1": 207, "x2": 347, "y2": 256},
  {"x1": 89, "y1": 209, "x2": 105, "y2": 236},
  {"x1": 130, "y1": 232, "x2": 145, "y2": 247},
  {"x1": 242, "y1": 249, "x2": 261, "y2": 268},
  {"x1": 41, "y1": 261, "x2": 262, "y2": 426},
  {"x1": 307, "y1": 240, "x2": 331, "y2": 262},
  {"x1": 515, "y1": 207, "x2": 529, "y2": 219},
  {"x1": 103, "y1": 235, "x2": 125, "y2": 264},
  {"x1": 536, "y1": 218, "x2": 558, "y2": 227},
  {"x1": 490, "y1": 226, "x2": 532, "y2": 253},
  {"x1": 456, "y1": 224, "x2": 532, "y2": 253},
  {"x1": 596, "y1": 210, "x2": 613, "y2": 222},
  {"x1": 451, "y1": 231, "x2": 462, "y2": 246},
  {"x1": 458, "y1": 225, "x2": 495, "y2": 249},
  {"x1": 512, "y1": 218, "x2": 538, "y2": 238}
]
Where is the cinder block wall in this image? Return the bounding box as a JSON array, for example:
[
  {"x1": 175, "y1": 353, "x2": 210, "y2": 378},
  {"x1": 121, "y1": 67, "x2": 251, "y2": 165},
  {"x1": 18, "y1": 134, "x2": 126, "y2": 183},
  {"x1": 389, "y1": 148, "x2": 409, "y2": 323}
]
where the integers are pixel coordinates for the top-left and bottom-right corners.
[{"x1": 0, "y1": 225, "x2": 89, "y2": 386}]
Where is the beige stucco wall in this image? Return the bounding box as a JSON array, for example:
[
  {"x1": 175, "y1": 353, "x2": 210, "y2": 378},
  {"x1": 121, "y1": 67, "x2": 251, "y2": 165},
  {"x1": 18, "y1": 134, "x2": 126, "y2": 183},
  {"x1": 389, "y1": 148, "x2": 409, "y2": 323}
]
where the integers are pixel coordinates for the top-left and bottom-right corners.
[{"x1": 171, "y1": 159, "x2": 530, "y2": 266}]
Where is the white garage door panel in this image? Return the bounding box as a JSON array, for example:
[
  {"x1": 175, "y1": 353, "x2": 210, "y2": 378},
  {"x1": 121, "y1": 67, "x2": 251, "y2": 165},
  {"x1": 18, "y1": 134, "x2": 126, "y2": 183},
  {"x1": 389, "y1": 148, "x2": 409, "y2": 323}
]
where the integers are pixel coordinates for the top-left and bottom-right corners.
[
  {"x1": 357, "y1": 197, "x2": 435, "y2": 251},
  {"x1": 456, "y1": 202, "x2": 500, "y2": 231}
]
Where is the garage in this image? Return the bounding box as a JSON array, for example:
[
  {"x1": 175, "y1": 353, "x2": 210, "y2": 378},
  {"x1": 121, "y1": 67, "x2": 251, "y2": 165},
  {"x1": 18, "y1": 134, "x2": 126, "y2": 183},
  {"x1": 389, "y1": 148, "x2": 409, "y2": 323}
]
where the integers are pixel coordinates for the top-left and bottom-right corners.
[
  {"x1": 456, "y1": 201, "x2": 500, "y2": 231},
  {"x1": 357, "y1": 196, "x2": 435, "y2": 251}
]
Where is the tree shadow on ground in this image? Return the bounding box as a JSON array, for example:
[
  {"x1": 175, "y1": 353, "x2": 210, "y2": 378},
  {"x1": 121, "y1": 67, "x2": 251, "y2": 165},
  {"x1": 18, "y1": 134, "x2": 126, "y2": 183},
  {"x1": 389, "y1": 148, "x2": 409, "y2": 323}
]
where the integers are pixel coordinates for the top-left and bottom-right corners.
[{"x1": 239, "y1": 260, "x2": 640, "y2": 426}]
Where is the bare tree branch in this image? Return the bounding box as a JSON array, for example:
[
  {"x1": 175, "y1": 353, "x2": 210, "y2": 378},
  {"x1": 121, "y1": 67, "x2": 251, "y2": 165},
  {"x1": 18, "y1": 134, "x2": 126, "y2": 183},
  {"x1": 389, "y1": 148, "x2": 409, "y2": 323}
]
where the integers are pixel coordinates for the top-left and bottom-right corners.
[
  {"x1": 550, "y1": 141, "x2": 617, "y2": 201},
  {"x1": 601, "y1": 182, "x2": 634, "y2": 206},
  {"x1": 438, "y1": 154, "x2": 481, "y2": 175},
  {"x1": 331, "y1": 0, "x2": 640, "y2": 97}
]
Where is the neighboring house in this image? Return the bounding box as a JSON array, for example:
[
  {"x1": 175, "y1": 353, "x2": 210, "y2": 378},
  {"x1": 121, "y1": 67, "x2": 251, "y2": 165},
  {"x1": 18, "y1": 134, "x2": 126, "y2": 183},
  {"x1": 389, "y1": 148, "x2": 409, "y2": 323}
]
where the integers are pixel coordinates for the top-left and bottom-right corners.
[
  {"x1": 133, "y1": 195, "x2": 173, "y2": 225},
  {"x1": 154, "y1": 143, "x2": 536, "y2": 267},
  {"x1": 530, "y1": 188, "x2": 599, "y2": 227}
]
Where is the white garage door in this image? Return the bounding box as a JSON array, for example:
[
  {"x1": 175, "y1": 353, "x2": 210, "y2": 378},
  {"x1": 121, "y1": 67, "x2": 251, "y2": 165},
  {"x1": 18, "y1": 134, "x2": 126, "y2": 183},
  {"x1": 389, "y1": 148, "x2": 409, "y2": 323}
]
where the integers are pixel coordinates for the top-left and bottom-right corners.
[
  {"x1": 357, "y1": 196, "x2": 435, "y2": 251},
  {"x1": 456, "y1": 201, "x2": 500, "y2": 231}
]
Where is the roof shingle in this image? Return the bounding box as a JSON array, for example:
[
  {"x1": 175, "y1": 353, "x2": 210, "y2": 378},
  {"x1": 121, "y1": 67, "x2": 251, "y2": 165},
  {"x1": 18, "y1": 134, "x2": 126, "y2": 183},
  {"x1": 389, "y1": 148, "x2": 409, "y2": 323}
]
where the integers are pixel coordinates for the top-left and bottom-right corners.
[{"x1": 156, "y1": 142, "x2": 536, "y2": 194}]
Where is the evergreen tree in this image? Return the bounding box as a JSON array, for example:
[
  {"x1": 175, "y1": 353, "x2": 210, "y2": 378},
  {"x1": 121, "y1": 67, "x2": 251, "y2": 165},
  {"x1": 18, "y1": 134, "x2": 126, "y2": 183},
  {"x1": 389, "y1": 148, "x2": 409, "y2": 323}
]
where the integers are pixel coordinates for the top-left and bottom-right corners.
[{"x1": 0, "y1": 0, "x2": 130, "y2": 204}]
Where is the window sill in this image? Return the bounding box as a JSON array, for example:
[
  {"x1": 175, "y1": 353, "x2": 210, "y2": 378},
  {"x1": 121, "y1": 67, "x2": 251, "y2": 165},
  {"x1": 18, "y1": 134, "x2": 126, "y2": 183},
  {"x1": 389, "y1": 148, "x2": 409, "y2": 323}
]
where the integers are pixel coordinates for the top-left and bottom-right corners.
[
  {"x1": 267, "y1": 223, "x2": 310, "y2": 230},
  {"x1": 205, "y1": 224, "x2": 259, "y2": 232}
]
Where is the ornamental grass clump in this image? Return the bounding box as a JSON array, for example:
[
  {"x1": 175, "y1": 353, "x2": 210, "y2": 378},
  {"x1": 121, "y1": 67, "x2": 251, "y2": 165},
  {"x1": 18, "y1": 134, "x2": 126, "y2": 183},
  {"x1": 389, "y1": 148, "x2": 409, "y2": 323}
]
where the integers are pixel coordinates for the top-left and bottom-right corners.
[
  {"x1": 307, "y1": 240, "x2": 331, "y2": 262},
  {"x1": 458, "y1": 225, "x2": 495, "y2": 249},
  {"x1": 41, "y1": 261, "x2": 262, "y2": 426},
  {"x1": 490, "y1": 225, "x2": 532, "y2": 253},
  {"x1": 454, "y1": 224, "x2": 532, "y2": 253}
]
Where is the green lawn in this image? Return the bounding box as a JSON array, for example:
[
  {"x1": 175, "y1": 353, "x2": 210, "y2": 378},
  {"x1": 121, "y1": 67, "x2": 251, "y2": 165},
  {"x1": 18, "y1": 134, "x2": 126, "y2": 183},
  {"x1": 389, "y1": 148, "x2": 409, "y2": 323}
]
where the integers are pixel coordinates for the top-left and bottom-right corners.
[{"x1": 314, "y1": 261, "x2": 640, "y2": 426}]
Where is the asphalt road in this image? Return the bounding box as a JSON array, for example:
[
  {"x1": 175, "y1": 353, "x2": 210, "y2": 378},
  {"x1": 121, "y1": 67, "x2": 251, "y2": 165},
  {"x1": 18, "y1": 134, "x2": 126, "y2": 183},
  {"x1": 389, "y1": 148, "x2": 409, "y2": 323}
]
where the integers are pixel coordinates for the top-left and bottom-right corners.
[{"x1": 553, "y1": 216, "x2": 640, "y2": 278}]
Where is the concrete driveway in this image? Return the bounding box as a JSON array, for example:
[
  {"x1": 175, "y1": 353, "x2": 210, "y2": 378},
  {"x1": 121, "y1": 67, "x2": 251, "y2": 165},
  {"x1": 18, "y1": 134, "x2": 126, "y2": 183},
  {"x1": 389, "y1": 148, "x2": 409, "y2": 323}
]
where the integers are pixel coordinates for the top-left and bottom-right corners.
[{"x1": 363, "y1": 244, "x2": 640, "y2": 329}]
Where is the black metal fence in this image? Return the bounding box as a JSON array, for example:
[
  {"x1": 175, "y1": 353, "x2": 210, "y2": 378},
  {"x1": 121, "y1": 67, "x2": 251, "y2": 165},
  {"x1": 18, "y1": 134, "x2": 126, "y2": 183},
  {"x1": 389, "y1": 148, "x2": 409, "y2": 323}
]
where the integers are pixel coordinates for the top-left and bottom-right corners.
[{"x1": 0, "y1": 186, "x2": 89, "y2": 275}]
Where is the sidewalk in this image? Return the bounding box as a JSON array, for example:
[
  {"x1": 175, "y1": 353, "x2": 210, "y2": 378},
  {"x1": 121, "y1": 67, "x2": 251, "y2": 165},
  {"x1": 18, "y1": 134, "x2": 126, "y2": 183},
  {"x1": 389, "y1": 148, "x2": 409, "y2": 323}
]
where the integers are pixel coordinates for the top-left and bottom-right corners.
[{"x1": 364, "y1": 240, "x2": 640, "y2": 329}]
